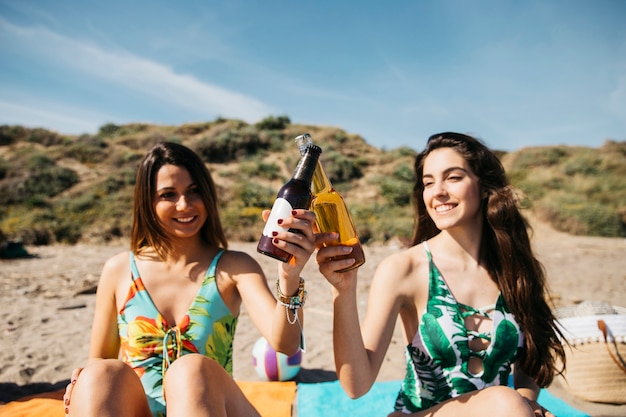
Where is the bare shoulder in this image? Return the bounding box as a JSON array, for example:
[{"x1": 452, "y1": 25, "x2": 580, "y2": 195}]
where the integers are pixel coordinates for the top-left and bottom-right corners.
[
  {"x1": 102, "y1": 251, "x2": 129, "y2": 270},
  {"x1": 99, "y1": 251, "x2": 130, "y2": 283},
  {"x1": 375, "y1": 244, "x2": 428, "y2": 282},
  {"x1": 371, "y1": 244, "x2": 430, "y2": 301},
  {"x1": 218, "y1": 249, "x2": 264, "y2": 277}
]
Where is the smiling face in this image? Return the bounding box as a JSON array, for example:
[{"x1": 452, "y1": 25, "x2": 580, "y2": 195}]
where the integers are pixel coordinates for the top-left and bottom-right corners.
[
  {"x1": 154, "y1": 164, "x2": 208, "y2": 240},
  {"x1": 421, "y1": 147, "x2": 484, "y2": 232}
]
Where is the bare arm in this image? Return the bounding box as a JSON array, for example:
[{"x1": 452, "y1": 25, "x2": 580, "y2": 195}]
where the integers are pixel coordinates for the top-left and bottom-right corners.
[
  {"x1": 514, "y1": 366, "x2": 554, "y2": 417},
  {"x1": 235, "y1": 209, "x2": 317, "y2": 355},
  {"x1": 63, "y1": 253, "x2": 127, "y2": 410},
  {"x1": 318, "y1": 242, "x2": 409, "y2": 398},
  {"x1": 88, "y1": 253, "x2": 127, "y2": 360}
]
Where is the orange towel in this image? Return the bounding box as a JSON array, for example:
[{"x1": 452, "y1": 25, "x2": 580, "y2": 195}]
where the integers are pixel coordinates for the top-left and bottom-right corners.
[
  {"x1": 0, "y1": 390, "x2": 65, "y2": 417},
  {"x1": 238, "y1": 381, "x2": 296, "y2": 417},
  {"x1": 0, "y1": 381, "x2": 296, "y2": 417}
]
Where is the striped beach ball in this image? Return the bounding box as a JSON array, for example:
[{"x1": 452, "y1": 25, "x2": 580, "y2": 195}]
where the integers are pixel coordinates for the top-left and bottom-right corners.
[{"x1": 251, "y1": 336, "x2": 302, "y2": 381}]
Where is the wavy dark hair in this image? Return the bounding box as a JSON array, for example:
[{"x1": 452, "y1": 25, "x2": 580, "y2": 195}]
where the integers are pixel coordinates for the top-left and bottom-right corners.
[
  {"x1": 411, "y1": 132, "x2": 565, "y2": 386},
  {"x1": 130, "y1": 142, "x2": 228, "y2": 259}
]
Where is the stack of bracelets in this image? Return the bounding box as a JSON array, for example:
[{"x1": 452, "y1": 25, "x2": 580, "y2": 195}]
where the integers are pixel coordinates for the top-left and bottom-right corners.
[{"x1": 276, "y1": 277, "x2": 306, "y2": 324}]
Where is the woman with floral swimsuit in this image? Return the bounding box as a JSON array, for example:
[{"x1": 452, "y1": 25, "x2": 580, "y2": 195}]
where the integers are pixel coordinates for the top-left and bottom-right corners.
[
  {"x1": 316, "y1": 132, "x2": 566, "y2": 416},
  {"x1": 64, "y1": 142, "x2": 316, "y2": 417}
]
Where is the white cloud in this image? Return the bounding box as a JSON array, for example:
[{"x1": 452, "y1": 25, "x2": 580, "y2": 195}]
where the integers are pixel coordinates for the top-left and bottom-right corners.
[
  {"x1": 0, "y1": 99, "x2": 105, "y2": 134},
  {"x1": 0, "y1": 17, "x2": 275, "y2": 123}
]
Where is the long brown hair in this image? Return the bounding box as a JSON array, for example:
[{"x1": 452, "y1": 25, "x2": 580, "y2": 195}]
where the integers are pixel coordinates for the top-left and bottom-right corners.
[
  {"x1": 411, "y1": 132, "x2": 565, "y2": 386},
  {"x1": 130, "y1": 142, "x2": 228, "y2": 259}
]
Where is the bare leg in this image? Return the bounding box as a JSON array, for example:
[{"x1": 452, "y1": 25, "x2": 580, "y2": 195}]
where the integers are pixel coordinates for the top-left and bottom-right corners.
[
  {"x1": 388, "y1": 386, "x2": 535, "y2": 417},
  {"x1": 164, "y1": 354, "x2": 261, "y2": 417},
  {"x1": 67, "y1": 359, "x2": 152, "y2": 417}
]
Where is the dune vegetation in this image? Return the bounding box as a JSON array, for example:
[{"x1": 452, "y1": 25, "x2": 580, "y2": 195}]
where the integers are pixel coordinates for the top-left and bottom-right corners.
[{"x1": 0, "y1": 117, "x2": 624, "y2": 246}]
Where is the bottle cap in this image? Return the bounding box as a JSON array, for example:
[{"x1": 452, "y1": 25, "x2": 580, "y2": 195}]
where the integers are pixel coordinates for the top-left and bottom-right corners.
[
  {"x1": 304, "y1": 143, "x2": 322, "y2": 156},
  {"x1": 295, "y1": 133, "x2": 313, "y2": 155}
]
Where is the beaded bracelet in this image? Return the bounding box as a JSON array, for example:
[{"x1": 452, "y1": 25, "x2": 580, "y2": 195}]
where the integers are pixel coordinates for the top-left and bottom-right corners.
[
  {"x1": 276, "y1": 277, "x2": 306, "y2": 309},
  {"x1": 276, "y1": 278, "x2": 306, "y2": 325}
]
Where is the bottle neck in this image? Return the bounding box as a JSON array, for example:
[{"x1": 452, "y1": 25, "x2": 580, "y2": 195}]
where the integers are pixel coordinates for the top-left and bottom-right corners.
[
  {"x1": 312, "y1": 161, "x2": 332, "y2": 194},
  {"x1": 292, "y1": 147, "x2": 320, "y2": 184}
]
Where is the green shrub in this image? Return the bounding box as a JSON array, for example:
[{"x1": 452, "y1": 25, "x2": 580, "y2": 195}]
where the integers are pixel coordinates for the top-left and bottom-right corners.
[
  {"x1": 0, "y1": 125, "x2": 27, "y2": 146},
  {"x1": 240, "y1": 161, "x2": 282, "y2": 180},
  {"x1": 109, "y1": 150, "x2": 144, "y2": 169},
  {"x1": 233, "y1": 181, "x2": 276, "y2": 208},
  {"x1": 375, "y1": 164, "x2": 415, "y2": 207},
  {"x1": 0, "y1": 157, "x2": 7, "y2": 180},
  {"x1": 63, "y1": 134, "x2": 109, "y2": 163},
  {"x1": 98, "y1": 123, "x2": 121, "y2": 137},
  {"x1": 322, "y1": 151, "x2": 364, "y2": 184},
  {"x1": 380, "y1": 178, "x2": 412, "y2": 206},
  {"x1": 27, "y1": 153, "x2": 54, "y2": 171},
  {"x1": 562, "y1": 153, "x2": 601, "y2": 176},
  {"x1": 0, "y1": 165, "x2": 79, "y2": 205},
  {"x1": 255, "y1": 115, "x2": 290, "y2": 130},
  {"x1": 393, "y1": 164, "x2": 415, "y2": 183},
  {"x1": 263, "y1": 130, "x2": 289, "y2": 152},
  {"x1": 174, "y1": 122, "x2": 213, "y2": 136},
  {"x1": 98, "y1": 122, "x2": 150, "y2": 138},
  {"x1": 351, "y1": 203, "x2": 413, "y2": 243},
  {"x1": 535, "y1": 193, "x2": 625, "y2": 237},
  {"x1": 1, "y1": 207, "x2": 55, "y2": 245},
  {"x1": 511, "y1": 146, "x2": 569, "y2": 169},
  {"x1": 388, "y1": 146, "x2": 418, "y2": 159},
  {"x1": 194, "y1": 127, "x2": 271, "y2": 163},
  {"x1": 333, "y1": 132, "x2": 350, "y2": 144},
  {"x1": 23, "y1": 194, "x2": 49, "y2": 208},
  {"x1": 220, "y1": 206, "x2": 264, "y2": 242},
  {"x1": 27, "y1": 128, "x2": 64, "y2": 146}
]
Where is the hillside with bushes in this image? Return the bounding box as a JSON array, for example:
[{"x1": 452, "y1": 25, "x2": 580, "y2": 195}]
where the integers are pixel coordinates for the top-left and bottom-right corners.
[{"x1": 0, "y1": 117, "x2": 624, "y2": 246}]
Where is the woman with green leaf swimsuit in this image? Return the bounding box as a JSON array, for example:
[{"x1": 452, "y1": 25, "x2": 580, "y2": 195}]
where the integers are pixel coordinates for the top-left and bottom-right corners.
[
  {"x1": 393, "y1": 242, "x2": 524, "y2": 412},
  {"x1": 316, "y1": 132, "x2": 566, "y2": 417}
]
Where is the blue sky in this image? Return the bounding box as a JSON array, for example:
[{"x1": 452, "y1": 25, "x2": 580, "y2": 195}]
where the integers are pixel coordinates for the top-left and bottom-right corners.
[{"x1": 0, "y1": 0, "x2": 624, "y2": 151}]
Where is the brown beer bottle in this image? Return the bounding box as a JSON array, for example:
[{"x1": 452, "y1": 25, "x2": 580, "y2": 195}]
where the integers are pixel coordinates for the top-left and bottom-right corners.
[
  {"x1": 295, "y1": 134, "x2": 365, "y2": 272},
  {"x1": 257, "y1": 142, "x2": 322, "y2": 263}
]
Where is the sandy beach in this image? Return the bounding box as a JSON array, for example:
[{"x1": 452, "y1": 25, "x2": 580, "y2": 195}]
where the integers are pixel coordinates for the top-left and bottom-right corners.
[{"x1": 1, "y1": 216, "x2": 625, "y2": 416}]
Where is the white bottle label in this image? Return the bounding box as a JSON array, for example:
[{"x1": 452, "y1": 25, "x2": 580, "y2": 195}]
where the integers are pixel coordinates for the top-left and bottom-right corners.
[{"x1": 261, "y1": 198, "x2": 293, "y2": 237}]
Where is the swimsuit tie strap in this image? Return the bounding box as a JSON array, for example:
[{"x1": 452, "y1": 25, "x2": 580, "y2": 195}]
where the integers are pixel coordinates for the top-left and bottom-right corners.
[{"x1": 162, "y1": 327, "x2": 182, "y2": 376}]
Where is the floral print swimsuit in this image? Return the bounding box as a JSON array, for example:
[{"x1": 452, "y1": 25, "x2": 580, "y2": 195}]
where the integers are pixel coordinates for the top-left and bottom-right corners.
[
  {"x1": 394, "y1": 242, "x2": 524, "y2": 413},
  {"x1": 118, "y1": 250, "x2": 238, "y2": 417}
]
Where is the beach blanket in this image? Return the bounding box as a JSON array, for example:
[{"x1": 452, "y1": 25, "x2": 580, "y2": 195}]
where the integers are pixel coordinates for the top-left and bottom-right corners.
[
  {"x1": 0, "y1": 378, "x2": 590, "y2": 417},
  {"x1": 296, "y1": 380, "x2": 591, "y2": 417},
  {"x1": 0, "y1": 380, "x2": 296, "y2": 417}
]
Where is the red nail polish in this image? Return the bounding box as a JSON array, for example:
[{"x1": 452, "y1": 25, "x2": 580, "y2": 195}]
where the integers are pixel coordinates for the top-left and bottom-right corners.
[
  {"x1": 271, "y1": 231, "x2": 278, "y2": 237},
  {"x1": 277, "y1": 219, "x2": 283, "y2": 225},
  {"x1": 273, "y1": 238, "x2": 279, "y2": 244},
  {"x1": 291, "y1": 210, "x2": 297, "y2": 215}
]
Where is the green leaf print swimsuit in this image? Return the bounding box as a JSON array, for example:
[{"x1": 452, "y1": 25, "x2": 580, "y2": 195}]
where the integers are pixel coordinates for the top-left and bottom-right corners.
[
  {"x1": 117, "y1": 250, "x2": 238, "y2": 417},
  {"x1": 394, "y1": 242, "x2": 524, "y2": 413}
]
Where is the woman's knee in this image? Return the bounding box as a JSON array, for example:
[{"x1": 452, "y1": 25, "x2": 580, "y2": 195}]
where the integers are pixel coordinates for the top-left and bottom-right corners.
[
  {"x1": 76, "y1": 359, "x2": 136, "y2": 388},
  {"x1": 166, "y1": 354, "x2": 227, "y2": 381},
  {"x1": 164, "y1": 354, "x2": 238, "y2": 398},
  {"x1": 164, "y1": 355, "x2": 256, "y2": 416},
  {"x1": 478, "y1": 386, "x2": 532, "y2": 415},
  {"x1": 170, "y1": 354, "x2": 232, "y2": 393},
  {"x1": 68, "y1": 359, "x2": 148, "y2": 417}
]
